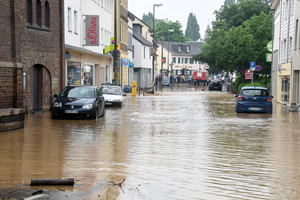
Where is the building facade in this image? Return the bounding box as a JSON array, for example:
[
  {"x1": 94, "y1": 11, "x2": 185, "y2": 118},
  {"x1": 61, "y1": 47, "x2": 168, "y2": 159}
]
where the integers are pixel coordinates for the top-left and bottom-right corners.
[
  {"x1": 65, "y1": 0, "x2": 113, "y2": 88},
  {"x1": 292, "y1": 0, "x2": 300, "y2": 106},
  {"x1": 271, "y1": 0, "x2": 296, "y2": 106},
  {"x1": 0, "y1": 0, "x2": 64, "y2": 132},
  {"x1": 157, "y1": 41, "x2": 208, "y2": 77}
]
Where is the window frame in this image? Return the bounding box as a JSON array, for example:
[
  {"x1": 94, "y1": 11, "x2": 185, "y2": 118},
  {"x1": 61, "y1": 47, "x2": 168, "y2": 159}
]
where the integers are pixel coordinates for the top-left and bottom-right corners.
[
  {"x1": 36, "y1": 0, "x2": 41, "y2": 26},
  {"x1": 45, "y1": 1, "x2": 50, "y2": 28}
]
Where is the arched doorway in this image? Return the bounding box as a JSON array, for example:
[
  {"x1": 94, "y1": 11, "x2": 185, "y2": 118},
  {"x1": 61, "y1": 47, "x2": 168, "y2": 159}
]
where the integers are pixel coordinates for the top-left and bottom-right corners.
[{"x1": 26, "y1": 64, "x2": 51, "y2": 112}]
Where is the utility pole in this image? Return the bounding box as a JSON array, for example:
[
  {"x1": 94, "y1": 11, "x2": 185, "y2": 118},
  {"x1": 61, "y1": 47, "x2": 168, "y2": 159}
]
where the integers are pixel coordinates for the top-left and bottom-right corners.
[
  {"x1": 161, "y1": 21, "x2": 164, "y2": 92},
  {"x1": 113, "y1": 0, "x2": 120, "y2": 84}
]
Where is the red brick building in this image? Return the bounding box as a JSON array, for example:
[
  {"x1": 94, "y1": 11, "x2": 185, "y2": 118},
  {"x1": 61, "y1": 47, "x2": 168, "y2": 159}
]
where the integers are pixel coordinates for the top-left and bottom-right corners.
[{"x1": 0, "y1": 0, "x2": 64, "y2": 132}]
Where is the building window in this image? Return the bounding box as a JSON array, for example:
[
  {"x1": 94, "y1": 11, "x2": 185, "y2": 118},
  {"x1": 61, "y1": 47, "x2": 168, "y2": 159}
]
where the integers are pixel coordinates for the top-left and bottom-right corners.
[
  {"x1": 45, "y1": 1, "x2": 50, "y2": 28},
  {"x1": 290, "y1": 37, "x2": 293, "y2": 60},
  {"x1": 295, "y1": 20, "x2": 298, "y2": 50},
  {"x1": 190, "y1": 58, "x2": 193, "y2": 64},
  {"x1": 182, "y1": 58, "x2": 184, "y2": 64},
  {"x1": 36, "y1": 0, "x2": 41, "y2": 26},
  {"x1": 185, "y1": 58, "x2": 188, "y2": 64},
  {"x1": 133, "y1": 45, "x2": 134, "y2": 58},
  {"x1": 68, "y1": 8, "x2": 72, "y2": 31},
  {"x1": 178, "y1": 57, "x2": 180, "y2": 64},
  {"x1": 74, "y1": 11, "x2": 78, "y2": 33},
  {"x1": 27, "y1": 0, "x2": 32, "y2": 24},
  {"x1": 144, "y1": 46, "x2": 146, "y2": 58},
  {"x1": 172, "y1": 57, "x2": 176, "y2": 63}
]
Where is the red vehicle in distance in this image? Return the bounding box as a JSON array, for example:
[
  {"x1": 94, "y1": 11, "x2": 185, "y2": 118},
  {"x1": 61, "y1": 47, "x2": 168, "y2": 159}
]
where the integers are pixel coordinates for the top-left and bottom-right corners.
[{"x1": 192, "y1": 71, "x2": 209, "y2": 86}]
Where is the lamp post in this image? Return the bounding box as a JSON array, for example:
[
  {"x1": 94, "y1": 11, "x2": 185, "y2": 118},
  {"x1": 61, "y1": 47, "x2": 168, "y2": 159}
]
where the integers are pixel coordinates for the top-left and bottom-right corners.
[
  {"x1": 151, "y1": 3, "x2": 163, "y2": 93},
  {"x1": 160, "y1": 20, "x2": 170, "y2": 92},
  {"x1": 167, "y1": 29, "x2": 174, "y2": 80}
]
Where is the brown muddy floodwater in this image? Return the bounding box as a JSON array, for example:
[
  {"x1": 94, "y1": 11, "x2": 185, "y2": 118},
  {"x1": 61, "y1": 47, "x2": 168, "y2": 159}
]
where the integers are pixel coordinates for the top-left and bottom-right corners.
[{"x1": 1, "y1": 84, "x2": 300, "y2": 200}]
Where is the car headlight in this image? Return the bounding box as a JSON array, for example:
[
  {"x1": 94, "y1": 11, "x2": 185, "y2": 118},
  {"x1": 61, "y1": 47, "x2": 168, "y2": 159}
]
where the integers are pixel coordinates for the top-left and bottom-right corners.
[
  {"x1": 82, "y1": 104, "x2": 93, "y2": 109},
  {"x1": 53, "y1": 102, "x2": 62, "y2": 107}
]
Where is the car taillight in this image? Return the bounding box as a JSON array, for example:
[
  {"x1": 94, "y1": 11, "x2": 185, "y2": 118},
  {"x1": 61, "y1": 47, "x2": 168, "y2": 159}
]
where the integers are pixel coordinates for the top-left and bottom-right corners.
[
  {"x1": 267, "y1": 107, "x2": 271, "y2": 110},
  {"x1": 239, "y1": 106, "x2": 243, "y2": 109},
  {"x1": 220, "y1": 84, "x2": 222, "y2": 86},
  {"x1": 238, "y1": 96, "x2": 243, "y2": 101},
  {"x1": 210, "y1": 83, "x2": 212, "y2": 86},
  {"x1": 267, "y1": 97, "x2": 272, "y2": 102}
]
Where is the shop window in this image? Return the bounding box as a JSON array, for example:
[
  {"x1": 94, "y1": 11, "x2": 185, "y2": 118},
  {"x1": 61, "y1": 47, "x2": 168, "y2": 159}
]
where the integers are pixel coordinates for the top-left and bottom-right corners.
[
  {"x1": 178, "y1": 57, "x2": 180, "y2": 64},
  {"x1": 83, "y1": 64, "x2": 94, "y2": 85},
  {"x1": 67, "y1": 62, "x2": 81, "y2": 86},
  {"x1": 45, "y1": 1, "x2": 50, "y2": 28}
]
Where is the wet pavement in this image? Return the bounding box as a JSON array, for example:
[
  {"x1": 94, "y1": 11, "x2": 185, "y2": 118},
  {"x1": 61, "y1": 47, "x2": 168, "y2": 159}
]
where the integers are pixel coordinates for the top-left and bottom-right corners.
[{"x1": 1, "y1": 84, "x2": 300, "y2": 200}]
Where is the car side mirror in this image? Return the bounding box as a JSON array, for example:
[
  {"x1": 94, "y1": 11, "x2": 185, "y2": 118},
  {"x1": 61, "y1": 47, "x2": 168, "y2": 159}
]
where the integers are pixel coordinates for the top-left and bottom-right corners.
[
  {"x1": 233, "y1": 94, "x2": 237, "y2": 97},
  {"x1": 54, "y1": 94, "x2": 58, "y2": 98},
  {"x1": 270, "y1": 95, "x2": 274, "y2": 98},
  {"x1": 98, "y1": 96, "x2": 104, "y2": 100}
]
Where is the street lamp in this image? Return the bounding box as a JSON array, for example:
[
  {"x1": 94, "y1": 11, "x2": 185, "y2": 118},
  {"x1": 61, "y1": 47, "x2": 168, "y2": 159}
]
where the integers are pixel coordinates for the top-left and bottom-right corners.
[
  {"x1": 151, "y1": 3, "x2": 163, "y2": 93},
  {"x1": 160, "y1": 20, "x2": 170, "y2": 92},
  {"x1": 167, "y1": 29, "x2": 174, "y2": 81}
]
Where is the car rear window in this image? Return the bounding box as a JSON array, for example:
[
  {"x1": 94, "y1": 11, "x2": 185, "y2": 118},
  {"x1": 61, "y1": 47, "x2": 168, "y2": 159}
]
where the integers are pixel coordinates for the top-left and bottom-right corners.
[
  {"x1": 102, "y1": 87, "x2": 121, "y2": 95},
  {"x1": 241, "y1": 89, "x2": 269, "y2": 97}
]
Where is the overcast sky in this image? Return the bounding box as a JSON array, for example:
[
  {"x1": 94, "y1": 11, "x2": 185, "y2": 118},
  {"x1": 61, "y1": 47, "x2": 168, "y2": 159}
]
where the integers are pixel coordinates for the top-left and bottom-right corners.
[{"x1": 128, "y1": 0, "x2": 226, "y2": 39}]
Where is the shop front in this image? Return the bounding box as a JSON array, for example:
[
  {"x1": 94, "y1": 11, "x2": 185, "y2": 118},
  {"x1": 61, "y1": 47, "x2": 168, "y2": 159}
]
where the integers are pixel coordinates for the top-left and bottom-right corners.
[{"x1": 277, "y1": 63, "x2": 291, "y2": 105}]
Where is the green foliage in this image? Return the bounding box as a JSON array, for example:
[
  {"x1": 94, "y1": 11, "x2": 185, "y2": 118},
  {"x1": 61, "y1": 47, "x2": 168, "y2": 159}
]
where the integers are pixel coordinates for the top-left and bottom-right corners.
[
  {"x1": 185, "y1": 13, "x2": 200, "y2": 41},
  {"x1": 214, "y1": 0, "x2": 271, "y2": 29},
  {"x1": 193, "y1": 0, "x2": 273, "y2": 83},
  {"x1": 155, "y1": 20, "x2": 186, "y2": 42},
  {"x1": 224, "y1": 0, "x2": 236, "y2": 6},
  {"x1": 142, "y1": 12, "x2": 154, "y2": 28}
]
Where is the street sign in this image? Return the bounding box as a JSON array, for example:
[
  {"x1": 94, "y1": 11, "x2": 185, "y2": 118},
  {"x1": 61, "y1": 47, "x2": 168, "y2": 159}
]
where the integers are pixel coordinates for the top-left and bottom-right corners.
[
  {"x1": 266, "y1": 53, "x2": 272, "y2": 62},
  {"x1": 129, "y1": 62, "x2": 134, "y2": 68},
  {"x1": 250, "y1": 61, "x2": 256, "y2": 68},
  {"x1": 250, "y1": 67, "x2": 256, "y2": 71},
  {"x1": 161, "y1": 59, "x2": 165, "y2": 63},
  {"x1": 256, "y1": 65, "x2": 262, "y2": 71},
  {"x1": 267, "y1": 41, "x2": 272, "y2": 52},
  {"x1": 245, "y1": 69, "x2": 253, "y2": 80}
]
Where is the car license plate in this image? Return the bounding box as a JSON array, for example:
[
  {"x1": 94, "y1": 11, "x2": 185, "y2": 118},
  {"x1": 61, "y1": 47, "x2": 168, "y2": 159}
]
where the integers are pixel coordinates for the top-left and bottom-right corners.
[
  {"x1": 214, "y1": 87, "x2": 219, "y2": 89},
  {"x1": 249, "y1": 107, "x2": 260, "y2": 111},
  {"x1": 65, "y1": 110, "x2": 78, "y2": 114},
  {"x1": 105, "y1": 102, "x2": 112, "y2": 105}
]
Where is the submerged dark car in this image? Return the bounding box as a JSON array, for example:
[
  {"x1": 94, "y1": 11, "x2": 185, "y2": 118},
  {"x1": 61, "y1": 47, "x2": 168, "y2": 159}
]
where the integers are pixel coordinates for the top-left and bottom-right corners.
[
  {"x1": 52, "y1": 85, "x2": 105, "y2": 119},
  {"x1": 233, "y1": 86, "x2": 273, "y2": 114},
  {"x1": 209, "y1": 79, "x2": 222, "y2": 91}
]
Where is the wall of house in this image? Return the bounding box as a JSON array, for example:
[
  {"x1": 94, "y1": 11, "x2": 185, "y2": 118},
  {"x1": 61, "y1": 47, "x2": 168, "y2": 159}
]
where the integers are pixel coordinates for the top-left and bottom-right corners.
[{"x1": 65, "y1": 0, "x2": 81, "y2": 47}]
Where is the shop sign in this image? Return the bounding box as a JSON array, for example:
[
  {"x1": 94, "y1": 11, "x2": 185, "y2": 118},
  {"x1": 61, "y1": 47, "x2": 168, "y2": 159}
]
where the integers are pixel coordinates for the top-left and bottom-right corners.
[{"x1": 85, "y1": 15, "x2": 99, "y2": 46}]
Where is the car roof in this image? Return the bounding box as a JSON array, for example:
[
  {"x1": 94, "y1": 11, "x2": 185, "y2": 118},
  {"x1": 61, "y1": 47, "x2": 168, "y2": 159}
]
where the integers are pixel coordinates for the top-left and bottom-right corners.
[
  {"x1": 241, "y1": 86, "x2": 268, "y2": 90},
  {"x1": 66, "y1": 85, "x2": 97, "y2": 89}
]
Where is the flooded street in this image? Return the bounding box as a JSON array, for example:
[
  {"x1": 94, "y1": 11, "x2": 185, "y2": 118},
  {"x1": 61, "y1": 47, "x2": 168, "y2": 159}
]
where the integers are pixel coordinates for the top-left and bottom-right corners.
[{"x1": 1, "y1": 84, "x2": 300, "y2": 200}]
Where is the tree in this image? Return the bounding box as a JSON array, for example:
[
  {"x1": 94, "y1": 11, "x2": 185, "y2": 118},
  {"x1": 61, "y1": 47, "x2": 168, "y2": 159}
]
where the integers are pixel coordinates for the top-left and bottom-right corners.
[
  {"x1": 155, "y1": 20, "x2": 186, "y2": 42},
  {"x1": 224, "y1": 0, "x2": 235, "y2": 6},
  {"x1": 214, "y1": 0, "x2": 271, "y2": 29},
  {"x1": 193, "y1": 0, "x2": 272, "y2": 80},
  {"x1": 185, "y1": 13, "x2": 200, "y2": 41},
  {"x1": 142, "y1": 12, "x2": 153, "y2": 28},
  {"x1": 194, "y1": 12, "x2": 273, "y2": 77}
]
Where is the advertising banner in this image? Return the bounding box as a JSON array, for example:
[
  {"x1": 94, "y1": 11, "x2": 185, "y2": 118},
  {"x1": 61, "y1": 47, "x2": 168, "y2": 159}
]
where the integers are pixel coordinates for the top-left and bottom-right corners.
[{"x1": 85, "y1": 15, "x2": 99, "y2": 46}]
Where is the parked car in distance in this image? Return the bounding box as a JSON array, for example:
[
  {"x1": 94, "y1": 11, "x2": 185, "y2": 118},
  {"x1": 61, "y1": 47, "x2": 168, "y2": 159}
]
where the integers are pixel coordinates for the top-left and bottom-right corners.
[
  {"x1": 162, "y1": 77, "x2": 170, "y2": 86},
  {"x1": 233, "y1": 86, "x2": 273, "y2": 113},
  {"x1": 124, "y1": 85, "x2": 131, "y2": 93},
  {"x1": 186, "y1": 75, "x2": 193, "y2": 83},
  {"x1": 101, "y1": 84, "x2": 126, "y2": 107},
  {"x1": 209, "y1": 79, "x2": 223, "y2": 91},
  {"x1": 52, "y1": 85, "x2": 105, "y2": 119}
]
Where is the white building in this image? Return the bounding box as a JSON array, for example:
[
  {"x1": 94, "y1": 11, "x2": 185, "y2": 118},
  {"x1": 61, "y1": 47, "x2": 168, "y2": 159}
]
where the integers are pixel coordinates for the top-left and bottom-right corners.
[
  {"x1": 271, "y1": 0, "x2": 296, "y2": 106},
  {"x1": 64, "y1": 0, "x2": 113, "y2": 87},
  {"x1": 157, "y1": 41, "x2": 208, "y2": 77}
]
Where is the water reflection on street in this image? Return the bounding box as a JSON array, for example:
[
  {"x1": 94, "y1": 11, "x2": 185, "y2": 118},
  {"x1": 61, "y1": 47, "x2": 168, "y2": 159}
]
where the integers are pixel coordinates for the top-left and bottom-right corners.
[{"x1": 1, "y1": 84, "x2": 300, "y2": 199}]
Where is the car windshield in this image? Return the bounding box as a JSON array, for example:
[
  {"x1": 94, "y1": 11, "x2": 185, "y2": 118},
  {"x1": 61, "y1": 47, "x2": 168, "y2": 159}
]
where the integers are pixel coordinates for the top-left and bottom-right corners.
[
  {"x1": 60, "y1": 87, "x2": 95, "y2": 98},
  {"x1": 102, "y1": 87, "x2": 121, "y2": 95},
  {"x1": 163, "y1": 77, "x2": 169, "y2": 81},
  {"x1": 212, "y1": 79, "x2": 220, "y2": 83},
  {"x1": 241, "y1": 89, "x2": 269, "y2": 97}
]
